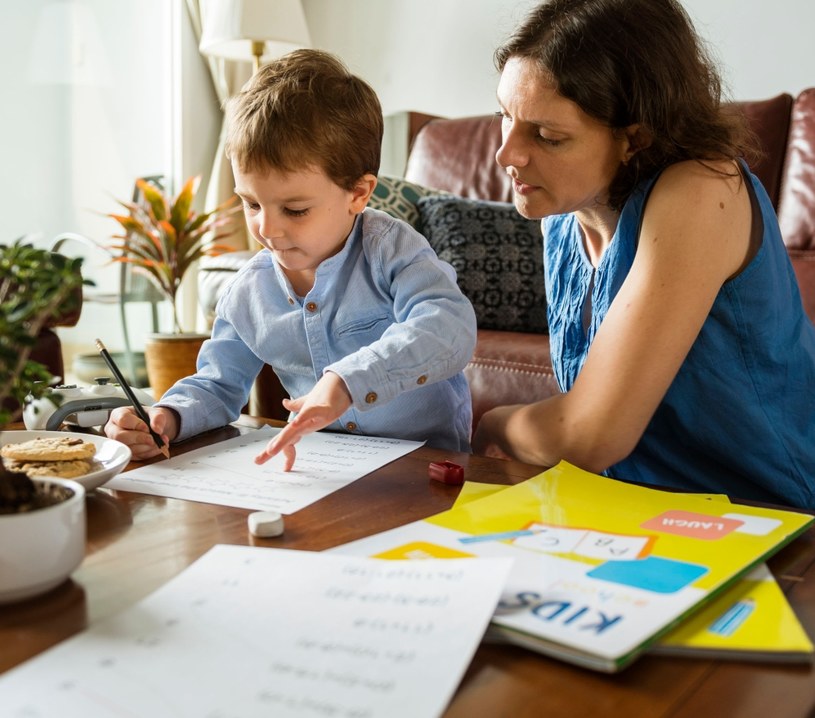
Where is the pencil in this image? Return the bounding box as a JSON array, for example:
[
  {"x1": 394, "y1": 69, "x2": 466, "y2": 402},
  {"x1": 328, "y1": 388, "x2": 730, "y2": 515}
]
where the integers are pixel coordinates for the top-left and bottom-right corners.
[{"x1": 94, "y1": 338, "x2": 170, "y2": 459}]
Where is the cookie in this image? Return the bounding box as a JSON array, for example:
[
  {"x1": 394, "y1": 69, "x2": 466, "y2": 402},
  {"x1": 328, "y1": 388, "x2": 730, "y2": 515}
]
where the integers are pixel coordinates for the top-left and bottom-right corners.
[
  {"x1": 1, "y1": 436, "x2": 97, "y2": 462},
  {"x1": 4, "y1": 458, "x2": 93, "y2": 479}
]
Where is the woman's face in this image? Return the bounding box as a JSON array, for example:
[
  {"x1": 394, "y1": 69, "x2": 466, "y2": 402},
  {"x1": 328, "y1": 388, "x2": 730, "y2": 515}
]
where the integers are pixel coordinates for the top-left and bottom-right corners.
[{"x1": 496, "y1": 56, "x2": 631, "y2": 220}]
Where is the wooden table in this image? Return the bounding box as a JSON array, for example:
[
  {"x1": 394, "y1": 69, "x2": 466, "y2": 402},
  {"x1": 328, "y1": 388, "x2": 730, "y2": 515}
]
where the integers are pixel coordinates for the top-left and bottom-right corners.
[{"x1": 3, "y1": 417, "x2": 815, "y2": 717}]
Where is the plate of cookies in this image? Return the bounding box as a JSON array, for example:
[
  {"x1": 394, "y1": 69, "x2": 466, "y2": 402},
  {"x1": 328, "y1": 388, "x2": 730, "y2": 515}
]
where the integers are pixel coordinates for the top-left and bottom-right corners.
[{"x1": 0, "y1": 431, "x2": 132, "y2": 491}]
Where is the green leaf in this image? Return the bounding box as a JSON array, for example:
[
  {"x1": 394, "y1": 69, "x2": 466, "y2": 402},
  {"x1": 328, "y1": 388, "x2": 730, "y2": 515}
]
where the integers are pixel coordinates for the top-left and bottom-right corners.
[{"x1": 0, "y1": 240, "x2": 85, "y2": 427}]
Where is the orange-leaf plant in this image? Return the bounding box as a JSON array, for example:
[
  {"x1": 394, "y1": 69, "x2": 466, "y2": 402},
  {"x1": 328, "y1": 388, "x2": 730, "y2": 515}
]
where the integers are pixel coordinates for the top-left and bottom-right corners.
[{"x1": 104, "y1": 176, "x2": 241, "y2": 334}]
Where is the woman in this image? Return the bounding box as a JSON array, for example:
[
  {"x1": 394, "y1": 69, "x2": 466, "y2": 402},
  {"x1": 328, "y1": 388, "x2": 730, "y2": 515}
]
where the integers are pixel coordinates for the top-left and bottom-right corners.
[{"x1": 472, "y1": 0, "x2": 815, "y2": 509}]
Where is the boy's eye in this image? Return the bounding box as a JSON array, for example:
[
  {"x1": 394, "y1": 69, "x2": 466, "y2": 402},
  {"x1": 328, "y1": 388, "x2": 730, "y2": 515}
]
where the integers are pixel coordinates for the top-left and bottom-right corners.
[
  {"x1": 242, "y1": 199, "x2": 260, "y2": 211},
  {"x1": 284, "y1": 207, "x2": 309, "y2": 217}
]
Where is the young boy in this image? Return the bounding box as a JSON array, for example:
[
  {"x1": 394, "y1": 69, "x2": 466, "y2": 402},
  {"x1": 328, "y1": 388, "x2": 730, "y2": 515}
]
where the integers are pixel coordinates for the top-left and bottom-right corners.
[{"x1": 105, "y1": 49, "x2": 477, "y2": 469}]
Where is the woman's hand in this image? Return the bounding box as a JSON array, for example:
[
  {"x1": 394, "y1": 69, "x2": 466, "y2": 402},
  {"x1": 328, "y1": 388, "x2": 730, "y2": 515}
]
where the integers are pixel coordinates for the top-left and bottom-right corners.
[
  {"x1": 472, "y1": 405, "x2": 522, "y2": 460},
  {"x1": 254, "y1": 371, "x2": 353, "y2": 470}
]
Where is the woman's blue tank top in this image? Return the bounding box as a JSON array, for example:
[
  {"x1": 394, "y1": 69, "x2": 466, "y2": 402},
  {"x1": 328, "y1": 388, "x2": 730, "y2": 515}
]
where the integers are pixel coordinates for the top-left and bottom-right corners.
[{"x1": 544, "y1": 162, "x2": 815, "y2": 509}]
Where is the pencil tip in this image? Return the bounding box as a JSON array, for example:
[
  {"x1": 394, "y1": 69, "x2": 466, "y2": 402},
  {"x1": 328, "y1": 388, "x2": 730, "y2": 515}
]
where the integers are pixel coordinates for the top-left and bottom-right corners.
[{"x1": 160, "y1": 445, "x2": 171, "y2": 460}]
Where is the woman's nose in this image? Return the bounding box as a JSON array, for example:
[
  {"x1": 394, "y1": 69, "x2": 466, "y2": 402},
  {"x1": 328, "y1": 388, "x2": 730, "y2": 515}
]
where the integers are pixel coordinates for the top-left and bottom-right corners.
[{"x1": 495, "y1": 126, "x2": 527, "y2": 170}]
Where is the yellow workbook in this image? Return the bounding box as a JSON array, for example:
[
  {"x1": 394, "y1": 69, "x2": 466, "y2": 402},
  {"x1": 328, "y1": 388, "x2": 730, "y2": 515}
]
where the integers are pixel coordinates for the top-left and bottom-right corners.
[
  {"x1": 332, "y1": 461, "x2": 814, "y2": 672},
  {"x1": 655, "y1": 562, "x2": 813, "y2": 660},
  {"x1": 454, "y1": 481, "x2": 814, "y2": 663}
]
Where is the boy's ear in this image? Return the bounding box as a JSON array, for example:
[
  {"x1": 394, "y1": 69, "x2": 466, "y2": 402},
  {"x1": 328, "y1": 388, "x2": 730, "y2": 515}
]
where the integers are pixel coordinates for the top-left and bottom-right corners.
[{"x1": 349, "y1": 174, "x2": 378, "y2": 213}]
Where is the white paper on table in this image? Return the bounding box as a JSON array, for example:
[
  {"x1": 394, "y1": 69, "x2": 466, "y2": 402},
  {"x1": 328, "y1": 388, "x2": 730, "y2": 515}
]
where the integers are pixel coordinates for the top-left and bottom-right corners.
[
  {"x1": 0, "y1": 545, "x2": 513, "y2": 718},
  {"x1": 104, "y1": 426, "x2": 423, "y2": 513}
]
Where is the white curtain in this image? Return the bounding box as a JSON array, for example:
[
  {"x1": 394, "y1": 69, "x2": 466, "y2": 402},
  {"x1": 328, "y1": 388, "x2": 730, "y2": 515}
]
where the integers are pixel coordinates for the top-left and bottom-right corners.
[{"x1": 185, "y1": 0, "x2": 253, "y2": 251}]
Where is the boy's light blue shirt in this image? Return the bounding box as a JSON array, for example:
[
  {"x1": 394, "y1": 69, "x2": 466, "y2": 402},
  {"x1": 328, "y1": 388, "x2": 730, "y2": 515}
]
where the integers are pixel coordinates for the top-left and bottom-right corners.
[{"x1": 158, "y1": 207, "x2": 477, "y2": 451}]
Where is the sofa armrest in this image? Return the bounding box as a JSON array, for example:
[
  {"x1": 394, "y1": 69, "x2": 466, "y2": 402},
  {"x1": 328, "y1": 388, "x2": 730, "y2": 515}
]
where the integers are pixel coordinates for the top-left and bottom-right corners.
[
  {"x1": 466, "y1": 330, "x2": 559, "y2": 432},
  {"x1": 198, "y1": 250, "x2": 257, "y2": 325}
]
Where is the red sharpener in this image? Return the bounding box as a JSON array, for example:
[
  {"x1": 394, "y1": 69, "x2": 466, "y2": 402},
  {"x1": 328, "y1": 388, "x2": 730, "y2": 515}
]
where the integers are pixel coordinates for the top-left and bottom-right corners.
[{"x1": 428, "y1": 460, "x2": 465, "y2": 486}]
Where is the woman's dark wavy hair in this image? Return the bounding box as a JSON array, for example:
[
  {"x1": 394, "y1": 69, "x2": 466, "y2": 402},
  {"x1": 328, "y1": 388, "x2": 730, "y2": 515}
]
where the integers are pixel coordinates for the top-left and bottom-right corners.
[{"x1": 495, "y1": 0, "x2": 757, "y2": 211}]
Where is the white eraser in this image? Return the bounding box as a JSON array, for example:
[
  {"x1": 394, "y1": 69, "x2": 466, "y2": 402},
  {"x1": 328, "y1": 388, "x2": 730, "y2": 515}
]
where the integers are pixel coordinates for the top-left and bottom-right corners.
[{"x1": 248, "y1": 511, "x2": 284, "y2": 538}]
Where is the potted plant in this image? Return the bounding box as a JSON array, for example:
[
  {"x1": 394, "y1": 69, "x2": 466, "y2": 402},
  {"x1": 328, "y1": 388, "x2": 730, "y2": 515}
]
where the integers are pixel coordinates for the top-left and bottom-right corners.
[
  {"x1": 0, "y1": 240, "x2": 89, "y2": 602},
  {"x1": 103, "y1": 176, "x2": 240, "y2": 397}
]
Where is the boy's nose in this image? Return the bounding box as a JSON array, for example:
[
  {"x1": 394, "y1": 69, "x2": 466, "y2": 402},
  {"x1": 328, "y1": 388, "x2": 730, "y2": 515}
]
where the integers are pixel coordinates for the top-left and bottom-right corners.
[{"x1": 258, "y1": 214, "x2": 282, "y2": 241}]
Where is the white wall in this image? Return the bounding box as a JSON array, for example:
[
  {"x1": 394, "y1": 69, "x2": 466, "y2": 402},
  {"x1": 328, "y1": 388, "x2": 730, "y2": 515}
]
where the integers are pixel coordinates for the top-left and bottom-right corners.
[
  {"x1": 297, "y1": 0, "x2": 814, "y2": 176},
  {"x1": 302, "y1": 0, "x2": 815, "y2": 117},
  {"x1": 683, "y1": 0, "x2": 815, "y2": 102},
  {"x1": 302, "y1": 0, "x2": 538, "y2": 119}
]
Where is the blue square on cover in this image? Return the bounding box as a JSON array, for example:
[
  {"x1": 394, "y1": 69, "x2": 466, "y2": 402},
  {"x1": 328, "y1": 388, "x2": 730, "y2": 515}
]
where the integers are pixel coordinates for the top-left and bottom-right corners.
[{"x1": 587, "y1": 556, "x2": 708, "y2": 593}]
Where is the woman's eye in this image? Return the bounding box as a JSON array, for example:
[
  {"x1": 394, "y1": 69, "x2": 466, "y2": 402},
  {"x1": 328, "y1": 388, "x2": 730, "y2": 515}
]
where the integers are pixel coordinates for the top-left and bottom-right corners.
[{"x1": 539, "y1": 135, "x2": 562, "y2": 147}]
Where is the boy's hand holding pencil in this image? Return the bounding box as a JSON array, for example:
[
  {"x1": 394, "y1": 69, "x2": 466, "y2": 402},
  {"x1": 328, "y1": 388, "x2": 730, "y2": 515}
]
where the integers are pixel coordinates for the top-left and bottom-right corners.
[
  {"x1": 96, "y1": 338, "x2": 172, "y2": 460},
  {"x1": 105, "y1": 405, "x2": 178, "y2": 461}
]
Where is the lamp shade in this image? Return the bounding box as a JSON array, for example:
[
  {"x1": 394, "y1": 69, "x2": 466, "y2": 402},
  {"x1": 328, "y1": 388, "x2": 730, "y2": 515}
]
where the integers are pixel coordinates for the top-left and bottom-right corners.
[{"x1": 199, "y1": 0, "x2": 311, "y2": 63}]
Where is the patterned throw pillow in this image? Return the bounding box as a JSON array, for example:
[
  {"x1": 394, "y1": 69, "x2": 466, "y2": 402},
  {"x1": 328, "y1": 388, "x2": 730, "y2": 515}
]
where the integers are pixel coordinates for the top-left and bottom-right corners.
[
  {"x1": 368, "y1": 175, "x2": 449, "y2": 229},
  {"x1": 417, "y1": 195, "x2": 548, "y2": 334}
]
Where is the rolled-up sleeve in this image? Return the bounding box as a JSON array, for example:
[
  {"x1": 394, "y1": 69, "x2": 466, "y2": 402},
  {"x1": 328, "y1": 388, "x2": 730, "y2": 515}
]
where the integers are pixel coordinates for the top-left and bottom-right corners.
[
  {"x1": 327, "y1": 214, "x2": 477, "y2": 410},
  {"x1": 157, "y1": 319, "x2": 264, "y2": 441}
]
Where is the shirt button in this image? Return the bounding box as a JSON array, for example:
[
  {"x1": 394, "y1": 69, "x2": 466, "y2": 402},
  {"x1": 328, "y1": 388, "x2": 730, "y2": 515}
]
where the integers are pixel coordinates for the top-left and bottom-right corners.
[
  {"x1": 306, "y1": 302, "x2": 318, "y2": 312},
  {"x1": 287, "y1": 297, "x2": 295, "y2": 305},
  {"x1": 365, "y1": 392, "x2": 378, "y2": 404},
  {"x1": 416, "y1": 375, "x2": 427, "y2": 385},
  {"x1": 346, "y1": 422, "x2": 357, "y2": 432}
]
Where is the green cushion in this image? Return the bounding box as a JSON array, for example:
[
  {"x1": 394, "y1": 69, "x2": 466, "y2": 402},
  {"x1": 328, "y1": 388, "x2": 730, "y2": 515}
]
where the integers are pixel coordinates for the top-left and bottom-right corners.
[{"x1": 368, "y1": 175, "x2": 449, "y2": 229}]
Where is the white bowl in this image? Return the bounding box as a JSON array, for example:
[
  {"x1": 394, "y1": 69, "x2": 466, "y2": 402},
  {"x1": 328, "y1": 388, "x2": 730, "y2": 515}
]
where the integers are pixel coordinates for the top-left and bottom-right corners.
[{"x1": 0, "y1": 477, "x2": 86, "y2": 604}]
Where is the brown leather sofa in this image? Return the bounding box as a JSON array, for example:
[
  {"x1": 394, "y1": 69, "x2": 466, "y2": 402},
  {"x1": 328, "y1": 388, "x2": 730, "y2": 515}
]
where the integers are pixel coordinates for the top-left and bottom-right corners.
[{"x1": 404, "y1": 90, "x2": 815, "y2": 430}]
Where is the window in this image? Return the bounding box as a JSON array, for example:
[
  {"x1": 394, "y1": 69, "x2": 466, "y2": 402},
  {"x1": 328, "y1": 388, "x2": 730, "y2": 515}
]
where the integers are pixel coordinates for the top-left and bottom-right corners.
[{"x1": 3, "y1": 0, "x2": 174, "y2": 373}]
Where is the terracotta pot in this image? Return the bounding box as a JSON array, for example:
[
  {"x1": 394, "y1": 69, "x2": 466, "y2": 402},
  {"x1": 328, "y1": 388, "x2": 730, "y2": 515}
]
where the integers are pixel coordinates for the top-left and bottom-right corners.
[{"x1": 143, "y1": 333, "x2": 208, "y2": 400}]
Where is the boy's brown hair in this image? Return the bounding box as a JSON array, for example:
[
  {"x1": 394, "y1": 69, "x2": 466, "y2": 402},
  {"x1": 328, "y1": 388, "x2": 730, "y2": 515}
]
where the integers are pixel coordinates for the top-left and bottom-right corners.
[{"x1": 225, "y1": 49, "x2": 383, "y2": 190}]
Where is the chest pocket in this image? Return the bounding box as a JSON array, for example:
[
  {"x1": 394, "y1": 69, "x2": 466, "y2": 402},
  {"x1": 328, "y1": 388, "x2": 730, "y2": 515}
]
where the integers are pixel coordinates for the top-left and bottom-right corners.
[{"x1": 335, "y1": 313, "x2": 390, "y2": 337}]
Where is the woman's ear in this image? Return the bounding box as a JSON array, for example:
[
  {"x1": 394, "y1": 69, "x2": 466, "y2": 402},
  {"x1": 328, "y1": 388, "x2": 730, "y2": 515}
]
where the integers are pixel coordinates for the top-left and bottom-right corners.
[
  {"x1": 620, "y1": 123, "x2": 653, "y2": 164},
  {"x1": 350, "y1": 174, "x2": 378, "y2": 213}
]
